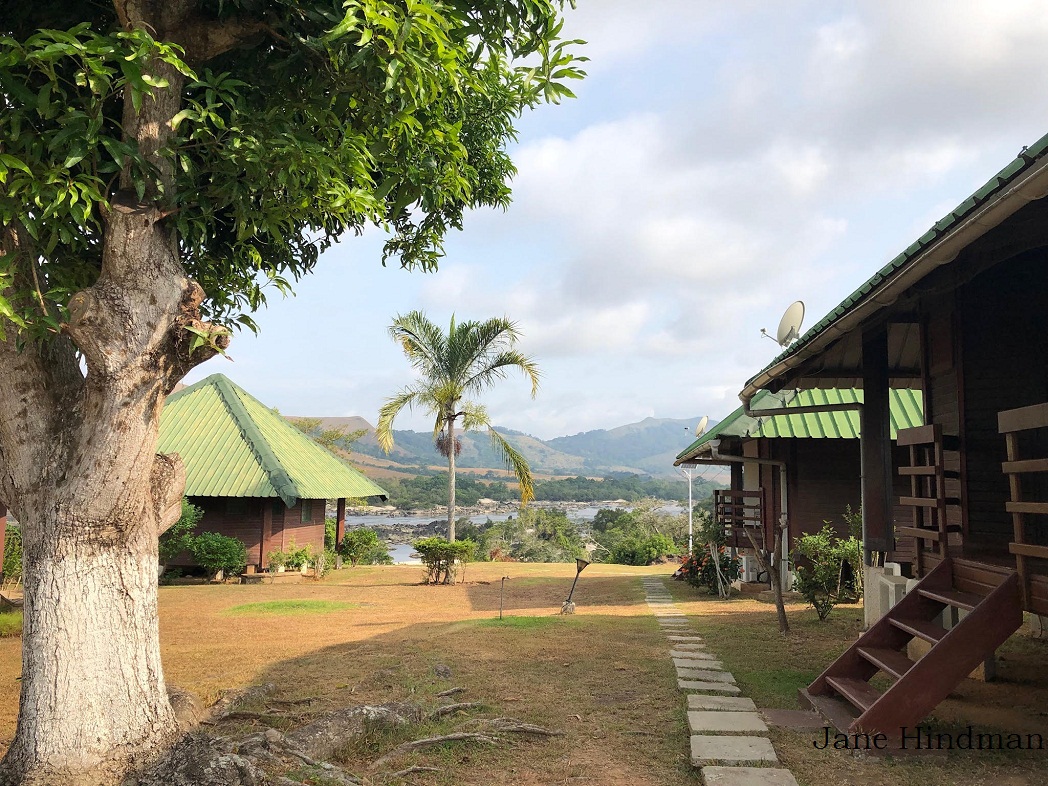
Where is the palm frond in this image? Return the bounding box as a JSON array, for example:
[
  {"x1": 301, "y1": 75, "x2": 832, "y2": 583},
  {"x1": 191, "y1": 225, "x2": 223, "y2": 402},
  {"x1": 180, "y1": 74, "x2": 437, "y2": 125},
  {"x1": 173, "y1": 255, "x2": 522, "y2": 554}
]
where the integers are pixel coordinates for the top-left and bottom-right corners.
[
  {"x1": 463, "y1": 350, "x2": 540, "y2": 398},
  {"x1": 488, "y1": 428, "x2": 535, "y2": 506},
  {"x1": 459, "y1": 401, "x2": 490, "y2": 431},
  {"x1": 376, "y1": 388, "x2": 421, "y2": 453},
  {"x1": 388, "y1": 310, "x2": 448, "y2": 377}
]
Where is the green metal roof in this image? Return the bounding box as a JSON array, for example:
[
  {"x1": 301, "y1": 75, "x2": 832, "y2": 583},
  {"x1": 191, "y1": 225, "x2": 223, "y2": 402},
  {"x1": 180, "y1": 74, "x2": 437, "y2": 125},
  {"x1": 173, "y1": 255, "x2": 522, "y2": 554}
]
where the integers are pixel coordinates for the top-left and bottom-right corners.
[
  {"x1": 745, "y1": 131, "x2": 1048, "y2": 392},
  {"x1": 158, "y1": 374, "x2": 387, "y2": 506},
  {"x1": 675, "y1": 388, "x2": 924, "y2": 462}
]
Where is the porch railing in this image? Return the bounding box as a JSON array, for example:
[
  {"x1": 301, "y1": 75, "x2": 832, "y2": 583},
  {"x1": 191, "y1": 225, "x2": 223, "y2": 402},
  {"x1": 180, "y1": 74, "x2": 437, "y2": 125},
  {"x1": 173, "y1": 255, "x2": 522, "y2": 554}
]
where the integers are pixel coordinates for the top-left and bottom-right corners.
[{"x1": 714, "y1": 488, "x2": 765, "y2": 549}]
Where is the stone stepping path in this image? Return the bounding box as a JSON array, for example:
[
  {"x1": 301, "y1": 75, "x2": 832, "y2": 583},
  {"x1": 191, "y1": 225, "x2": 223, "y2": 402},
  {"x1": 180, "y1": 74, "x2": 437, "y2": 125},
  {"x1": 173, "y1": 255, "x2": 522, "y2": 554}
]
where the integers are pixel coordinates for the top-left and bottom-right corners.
[{"x1": 642, "y1": 578, "x2": 799, "y2": 786}]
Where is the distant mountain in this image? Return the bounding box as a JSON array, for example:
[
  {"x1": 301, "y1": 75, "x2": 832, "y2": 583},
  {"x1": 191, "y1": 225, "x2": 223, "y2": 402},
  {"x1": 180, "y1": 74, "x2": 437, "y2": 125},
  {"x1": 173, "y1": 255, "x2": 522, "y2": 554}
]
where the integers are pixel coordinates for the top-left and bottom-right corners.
[{"x1": 300, "y1": 415, "x2": 710, "y2": 479}]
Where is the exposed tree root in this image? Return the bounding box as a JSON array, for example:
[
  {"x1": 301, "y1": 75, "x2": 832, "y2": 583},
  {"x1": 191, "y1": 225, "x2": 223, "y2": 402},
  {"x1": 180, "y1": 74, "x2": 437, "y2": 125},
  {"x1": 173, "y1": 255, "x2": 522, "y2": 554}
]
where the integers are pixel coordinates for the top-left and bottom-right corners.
[
  {"x1": 435, "y1": 687, "x2": 465, "y2": 698},
  {"x1": 367, "y1": 732, "x2": 499, "y2": 771},
  {"x1": 428, "y1": 702, "x2": 484, "y2": 719}
]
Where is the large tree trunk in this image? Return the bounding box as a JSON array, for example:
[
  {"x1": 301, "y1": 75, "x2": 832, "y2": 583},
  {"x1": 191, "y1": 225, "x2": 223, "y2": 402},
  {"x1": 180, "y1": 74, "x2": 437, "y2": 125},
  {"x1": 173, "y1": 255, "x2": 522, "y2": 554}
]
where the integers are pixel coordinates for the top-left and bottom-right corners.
[
  {"x1": 447, "y1": 419, "x2": 457, "y2": 542},
  {"x1": 3, "y1": 513, "x2": 176, "y2": 785}
]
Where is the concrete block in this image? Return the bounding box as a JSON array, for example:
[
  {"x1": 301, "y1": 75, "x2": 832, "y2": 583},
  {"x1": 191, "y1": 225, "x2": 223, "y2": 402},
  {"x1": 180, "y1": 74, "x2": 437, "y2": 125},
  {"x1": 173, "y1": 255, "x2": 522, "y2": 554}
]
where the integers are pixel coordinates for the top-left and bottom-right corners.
[
  {"x1": 690, "y1": 735, "x2": 777, "y2": 765},
  {"x1": 678, "y1": 680, "x2": 742, "y2": 693},
  {"x1": 689, "y1": 710, "x2": 767, "y2": 733},
  {"x1": 700, "y1": 766, "x2": 798, "y2": 786},
  {"x1": 674, "y1": 657, "x2": 724, "y2": 670},
  {"x1": 878, "y1": 574, "x2": 909, "y2": 613},
  {"x1": 677, "y1": 668, "x2": 735, "y2": 683},
  {"x1": 687, "y1": 695, "x2": 757, "y2": 712}
]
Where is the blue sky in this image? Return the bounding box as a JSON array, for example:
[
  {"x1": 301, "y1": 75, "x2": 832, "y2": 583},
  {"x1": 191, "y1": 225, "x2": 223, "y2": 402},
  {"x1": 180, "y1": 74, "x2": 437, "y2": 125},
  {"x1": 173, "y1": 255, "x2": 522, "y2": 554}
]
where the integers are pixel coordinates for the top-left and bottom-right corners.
[{"x1": 184, "y1": 0, "x2": 1048, "y2": 441}]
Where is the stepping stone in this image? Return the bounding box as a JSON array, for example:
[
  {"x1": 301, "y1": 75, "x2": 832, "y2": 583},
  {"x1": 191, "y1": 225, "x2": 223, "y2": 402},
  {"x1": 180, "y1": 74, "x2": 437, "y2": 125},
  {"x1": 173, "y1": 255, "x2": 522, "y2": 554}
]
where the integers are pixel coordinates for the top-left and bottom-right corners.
[
  {"x1": 690, "y1": 736, "x2": 777, "y2": 765},
  {"x1": 678, "y1": 680, "x2": 742, "y2": 693},
  {"x1": 689, "y1": 711, "x2": 768, "y2": 733},
  {"x1": 658, "y1": 618, "x2": 689, "y2": 625},
  {"x1": 688, "y1": 695, "x2": 757, "y2": 712},
  {"x1": 670, "y1": 649, "x2": 714, "y2": 660},
  {"x1": 677, "y1": 668, "x2": 734, "y2": 682},
  {"x1": 700, "y1": 767, "x2": 798, "y2": 786},
  {"x1": 668, "y1": 635, "x2": 704, "y2": 643},
  {"x1": 675, "y1": 658, "x2": 724, "y2": 670}
]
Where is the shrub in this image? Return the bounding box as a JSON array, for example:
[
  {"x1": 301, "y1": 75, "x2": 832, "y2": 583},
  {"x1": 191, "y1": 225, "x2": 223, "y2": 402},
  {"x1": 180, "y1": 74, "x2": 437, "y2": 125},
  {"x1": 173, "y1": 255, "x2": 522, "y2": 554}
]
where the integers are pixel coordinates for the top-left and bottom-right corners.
[
  {"x1": 283, "y1": 538, "x2": 314, "y2": 570},
  {"x1": 266, "y1": 549, "x2": 287, "y2": 570},
  {"x1": 791, "y1": 525, "x2": 862, "y2": 620},
  {"x1": 158, "y1": 498, "x2": 203, "y2": 569},
  {"x1": 681, "y1": 544, "x2": 741, "y2": 595},
  {"x1": 610, "y1": 532, "x2": 676, "y2": 566},
  {"x1": 2, "y1": 525, "x2": 22, "y2": 583},
  {"x1": 413, "y1": 536, "x2": 476, "y2": 584},
  {"x1": 338, "y1": 528, "x2": 393, "y2": 567},
  {"x1": 190, "y1": 532, "x2": 247, "y2": 578}
]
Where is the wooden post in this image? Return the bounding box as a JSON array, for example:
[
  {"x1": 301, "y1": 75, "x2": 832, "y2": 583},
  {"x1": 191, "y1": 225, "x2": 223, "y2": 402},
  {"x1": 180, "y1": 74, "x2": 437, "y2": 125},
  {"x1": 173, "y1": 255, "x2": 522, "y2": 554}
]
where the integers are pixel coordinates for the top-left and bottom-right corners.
[
  {"x1": 0, "y1": 503, "x2": 6, "y2": 584},
  {"x1": 335, "y1": 497, "x2": 346, "y2": 549},
  {"x1": 260, "y1": 501, "x2": 272, "y2": 569},
  {"x1": 861, "y1": 325, "x2": 893, "y2": 562}
]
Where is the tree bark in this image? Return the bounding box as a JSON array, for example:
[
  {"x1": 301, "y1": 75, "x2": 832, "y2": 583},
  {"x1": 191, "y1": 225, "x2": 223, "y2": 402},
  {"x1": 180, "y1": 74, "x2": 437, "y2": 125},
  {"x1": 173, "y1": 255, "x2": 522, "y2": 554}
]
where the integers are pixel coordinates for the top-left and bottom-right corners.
[{"x1": 447, "y1": 418, "x2": 457, "y2": 543}]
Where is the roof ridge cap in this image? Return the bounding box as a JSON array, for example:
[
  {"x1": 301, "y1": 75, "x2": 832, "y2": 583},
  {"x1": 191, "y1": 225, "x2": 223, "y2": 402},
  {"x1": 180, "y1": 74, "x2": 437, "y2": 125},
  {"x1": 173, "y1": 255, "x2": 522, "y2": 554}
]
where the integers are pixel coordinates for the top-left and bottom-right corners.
[{"x1": 211, "y1": 376, "x2": 299, "y2": 507}]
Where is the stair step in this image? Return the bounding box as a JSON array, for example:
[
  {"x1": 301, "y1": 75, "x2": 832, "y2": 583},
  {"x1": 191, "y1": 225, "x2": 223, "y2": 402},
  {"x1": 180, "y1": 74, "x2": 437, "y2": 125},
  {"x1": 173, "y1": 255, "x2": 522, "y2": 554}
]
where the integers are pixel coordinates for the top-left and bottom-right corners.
[
  {"x1": 824, "y1": 677, "x2": 881, "y2": 712},
  {"x1": 798, "y1": 688, "x2": 859, "y2": 734},
  {"x1": 890, "y1": 616, "x2": 948, "y2": 644},
  {"x1": 857, "y1": 647, "x2": 915, "y2": 680},
  {"x1": 917, "y1": 587, "x2": 982, "y2": 611}
]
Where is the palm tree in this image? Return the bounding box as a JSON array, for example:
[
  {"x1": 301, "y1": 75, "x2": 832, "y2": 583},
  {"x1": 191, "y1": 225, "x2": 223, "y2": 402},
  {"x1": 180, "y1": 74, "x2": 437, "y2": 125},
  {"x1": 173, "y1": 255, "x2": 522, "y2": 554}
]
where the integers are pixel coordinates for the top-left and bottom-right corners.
[{"x1": 376, "y1": 311, "x2": 540, "y2": 541}]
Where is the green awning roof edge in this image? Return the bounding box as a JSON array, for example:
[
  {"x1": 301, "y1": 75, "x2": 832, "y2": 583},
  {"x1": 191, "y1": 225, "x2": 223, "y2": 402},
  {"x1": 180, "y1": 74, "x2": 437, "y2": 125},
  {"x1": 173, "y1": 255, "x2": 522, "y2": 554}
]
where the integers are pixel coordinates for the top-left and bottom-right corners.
[
  {"x1": 675, "y1": 388, "x2": 924, "y2": 464},
  {"x1": 741, "y1": 130, "x2": 1048, "y2": 401}
]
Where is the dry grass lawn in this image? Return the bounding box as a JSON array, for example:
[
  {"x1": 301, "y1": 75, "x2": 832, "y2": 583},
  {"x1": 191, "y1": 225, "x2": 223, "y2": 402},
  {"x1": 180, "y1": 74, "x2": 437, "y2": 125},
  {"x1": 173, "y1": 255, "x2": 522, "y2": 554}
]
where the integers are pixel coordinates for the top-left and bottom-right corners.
[{"x1": 0, "y1": 565, "x2": 1046, "y2": 785}]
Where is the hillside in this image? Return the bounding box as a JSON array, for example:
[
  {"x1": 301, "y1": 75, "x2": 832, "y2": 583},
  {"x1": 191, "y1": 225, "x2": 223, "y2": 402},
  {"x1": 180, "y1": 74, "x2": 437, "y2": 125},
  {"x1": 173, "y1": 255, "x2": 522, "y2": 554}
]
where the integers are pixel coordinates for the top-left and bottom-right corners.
[{"x1": 298, "y1": 415, "x2": 711, "y2": 479}]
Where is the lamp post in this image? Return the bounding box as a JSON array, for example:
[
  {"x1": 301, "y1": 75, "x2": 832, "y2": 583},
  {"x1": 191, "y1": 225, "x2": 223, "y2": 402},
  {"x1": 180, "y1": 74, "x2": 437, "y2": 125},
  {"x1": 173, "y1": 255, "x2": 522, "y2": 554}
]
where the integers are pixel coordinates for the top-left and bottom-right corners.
[
  {"x1": 681, "y1": 465, "x2": 695, "y2": 554},
  {"x1": 560, "y1": 558, "x2": 590, "y2": 614}
]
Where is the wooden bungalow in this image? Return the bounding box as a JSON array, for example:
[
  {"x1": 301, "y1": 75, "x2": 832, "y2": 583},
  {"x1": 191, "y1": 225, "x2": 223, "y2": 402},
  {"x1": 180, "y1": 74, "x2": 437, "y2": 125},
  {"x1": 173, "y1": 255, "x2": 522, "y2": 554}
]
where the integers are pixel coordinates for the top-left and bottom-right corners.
[
  {"x1": 674, "y1": 388, "x2": 923, "y2": 582},
  {"x1": 157, "y1": 373, "x2": 388, "y2": 570},
  {"x1": 737, "y1": 132, "x2": 1048, "y2": 740}
]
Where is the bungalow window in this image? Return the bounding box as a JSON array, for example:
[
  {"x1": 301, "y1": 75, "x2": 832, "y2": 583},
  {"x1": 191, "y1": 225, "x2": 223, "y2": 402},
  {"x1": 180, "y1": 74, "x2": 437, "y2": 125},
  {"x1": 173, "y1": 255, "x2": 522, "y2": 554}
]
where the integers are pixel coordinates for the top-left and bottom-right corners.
[{"x1": 300, "y1": 501, "x2": 312, "y2": 523}]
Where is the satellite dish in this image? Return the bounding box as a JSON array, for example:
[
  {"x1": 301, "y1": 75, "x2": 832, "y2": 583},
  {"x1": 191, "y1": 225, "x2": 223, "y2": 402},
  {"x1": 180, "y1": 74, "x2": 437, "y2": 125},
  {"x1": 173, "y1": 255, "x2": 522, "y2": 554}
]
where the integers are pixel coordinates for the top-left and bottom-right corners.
[
  {"x1": 694, "y1": 415, "x2": 709, "y2": 437},
  {"x1": 775, "y1": 301, "x2": 805, "y2": 347}
]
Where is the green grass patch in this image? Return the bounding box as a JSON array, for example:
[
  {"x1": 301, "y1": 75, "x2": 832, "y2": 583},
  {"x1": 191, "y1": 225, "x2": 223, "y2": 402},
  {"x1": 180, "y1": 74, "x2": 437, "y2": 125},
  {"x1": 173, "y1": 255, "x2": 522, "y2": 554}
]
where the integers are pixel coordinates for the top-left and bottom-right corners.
[
  {"x1": 0, "y1": 611, "x2": 22, "y2": 637},
  {"x1": 472, "y1": 614, "x2": 565, "y2": 629},
  {"x1": 226, "y1": 600, "x2": 358, "y2": 617}
]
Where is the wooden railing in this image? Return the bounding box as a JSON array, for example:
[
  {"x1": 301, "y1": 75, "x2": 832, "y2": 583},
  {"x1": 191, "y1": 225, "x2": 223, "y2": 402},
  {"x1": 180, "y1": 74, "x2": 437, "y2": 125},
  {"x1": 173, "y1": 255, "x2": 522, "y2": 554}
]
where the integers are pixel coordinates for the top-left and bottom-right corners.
[
  {"x1": 896, "y1": 424, "x2": 961, "y2": 576},
  {"x1": 999, "y1": 402, "x2": 1048, "y2": 609},
  {"x1": 714, "y1": 488, "x2": 765, "y2": 549}
]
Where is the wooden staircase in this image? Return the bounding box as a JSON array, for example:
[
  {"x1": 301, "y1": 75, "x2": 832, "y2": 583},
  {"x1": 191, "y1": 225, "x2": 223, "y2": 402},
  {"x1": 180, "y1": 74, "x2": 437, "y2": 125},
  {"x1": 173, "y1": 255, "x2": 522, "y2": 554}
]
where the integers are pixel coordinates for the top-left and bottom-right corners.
[{"x1": 801, "y1": 557, "x2": 1022, "y2": 739}]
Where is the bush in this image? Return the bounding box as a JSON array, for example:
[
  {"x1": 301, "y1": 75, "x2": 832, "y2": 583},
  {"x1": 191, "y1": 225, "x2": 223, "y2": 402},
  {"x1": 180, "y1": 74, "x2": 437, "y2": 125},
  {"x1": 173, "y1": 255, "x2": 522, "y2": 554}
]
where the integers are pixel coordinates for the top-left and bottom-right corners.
[
  {"x1": 2, "y1": 525, "x2": 22, "y2": 583},
  {"x1": 792, "y1": 525, "x2": 862, "y2": 620},
  {"x1": 413, "y1": 536, "x2": 476, "y2": 584},
  {"x1": 610, "y1": 532, "x2": 676, "y2": 566},
  {"x1": 190, "y1": 532, "x2": 247, "y2": 578},
  {"x1": 159, "y1": 498, "x2": 203, "y2": 569},
  {"x1": 680, "y1": 544, "x2": 741, "y2": 595},
  {"x1": 338, "y1": 527, "x2": 393, "y2": 567},
  {"x1": 283, "y1": 538, "x2": 314, "y2": 571}
]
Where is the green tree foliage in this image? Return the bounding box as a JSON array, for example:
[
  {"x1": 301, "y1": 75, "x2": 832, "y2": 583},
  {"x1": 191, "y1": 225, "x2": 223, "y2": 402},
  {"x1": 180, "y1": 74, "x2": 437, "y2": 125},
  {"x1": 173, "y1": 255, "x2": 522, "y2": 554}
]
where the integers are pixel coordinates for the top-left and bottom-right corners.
[
  {"x1": 339, "y1": 527, "x2": 393, "y2": 566},
  {"x1": 190, "y1": 532, "x2": 247, "y2": 578},
  {"x1": 791, "y1": 525, "x2": 862, "y2": 621},
  {"x1": 0, "y1": 5, "x2": 586, "y2": 335},
  {"x1": 2, "y1": 525, "x2": 22, "y2": 583},
  {"x1": 377, "y1": 311, "x2": 541, "y2": 540},
  {"x1": 158, "y1": 498, "x2": 203, "y2": 568},
  {"x1": 590, "y1": 500, "x2": 685, "y2": 565},
  {"x1": 289, "y1": 417, "x2": 367, "y2": 454},
  {"x1": 533, "y1": 474, "x2": 695, "y2": 503},
  {"x1": 465, "y1": 508, "x2": 584, "y2": 562},
  {"x1": 413, "y1": 536, "x2": 475, "y2": 584},
  {"x1": 383, "y1": 473, "x2": 515, "y2": 509}
]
